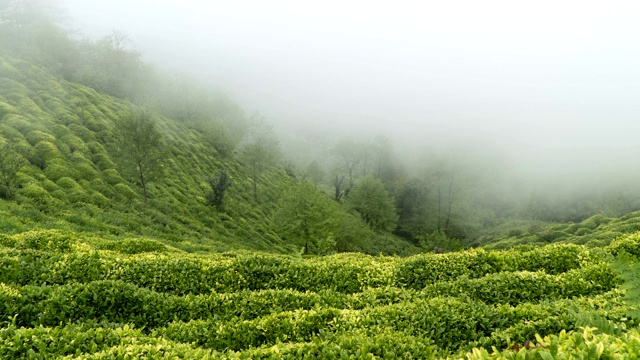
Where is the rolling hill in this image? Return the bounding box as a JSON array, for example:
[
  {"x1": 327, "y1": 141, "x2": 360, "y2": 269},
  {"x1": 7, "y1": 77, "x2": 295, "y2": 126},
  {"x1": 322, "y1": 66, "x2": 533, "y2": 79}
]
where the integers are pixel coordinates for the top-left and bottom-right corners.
[{"x1": 0, "y1": 54, "x2": 418, "y2": 256}]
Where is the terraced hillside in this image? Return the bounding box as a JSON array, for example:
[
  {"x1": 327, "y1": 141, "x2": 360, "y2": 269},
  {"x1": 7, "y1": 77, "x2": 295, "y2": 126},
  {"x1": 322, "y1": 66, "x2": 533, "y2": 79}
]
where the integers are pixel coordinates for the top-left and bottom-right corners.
[
  {"x1": 0, "y1": 55, "x2": 417, "y2": 256},
  {"x1": 1, "y1": 229, "x2": 640, "y2": 358},
  {"x1": 478, "y1": 211, "x2": 640, "y2": 250}
]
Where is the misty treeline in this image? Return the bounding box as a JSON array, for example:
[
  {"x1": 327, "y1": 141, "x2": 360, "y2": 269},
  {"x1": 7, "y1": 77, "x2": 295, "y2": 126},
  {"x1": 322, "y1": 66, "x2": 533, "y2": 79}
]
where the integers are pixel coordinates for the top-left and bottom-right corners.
[
  {"x1": 0, "y1": 0, "x2": 248, "y2": 153},
  {"x1": 282, "y1": 130, "x2": 640, "y2": 248},
  {"x1": 3, "y1": 0, "x2": 640, "y2": 252}
]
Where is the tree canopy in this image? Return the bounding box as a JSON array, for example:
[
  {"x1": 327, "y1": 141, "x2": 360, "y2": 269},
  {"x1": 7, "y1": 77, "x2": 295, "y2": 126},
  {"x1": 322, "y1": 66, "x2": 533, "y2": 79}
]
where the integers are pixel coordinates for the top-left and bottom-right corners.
[
  {"x1": 348, "y1": 175, "x2": 398, "y2": 232},
  {"x1": 273, "y1": 181, "x2": 341, "y2": 254}
]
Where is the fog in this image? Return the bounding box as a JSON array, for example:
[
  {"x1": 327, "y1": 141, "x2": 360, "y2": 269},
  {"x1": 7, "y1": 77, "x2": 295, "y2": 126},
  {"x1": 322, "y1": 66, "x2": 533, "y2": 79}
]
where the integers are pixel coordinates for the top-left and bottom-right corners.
[{"x1": 62, "y1": 0, "x2": 640, "y2": 185}]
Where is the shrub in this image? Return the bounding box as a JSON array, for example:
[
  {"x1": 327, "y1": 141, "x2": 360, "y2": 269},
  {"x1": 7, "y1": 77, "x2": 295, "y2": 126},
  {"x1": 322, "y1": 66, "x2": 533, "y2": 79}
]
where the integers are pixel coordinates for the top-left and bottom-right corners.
[
  {"x1": 44, "y1": 161, "x2": 74, "y2": 181},
  {"x1": 75, "y1": 161, "x2": 98, "y2": 181},
  {"x1": 56, "y1": 176, "x2": 79, "y2": 189},
  {"x1": 103, "y1": 168, "x2": 123, "y2": 185},
  {"x1": 13, "y1": 230, "x2": 73, "y2": 252},
  {"x1": 113, "y1": 183, "x2": 138, "y2": 202},
  {"x1": 18, "y1": 183, "x2": 56, "y2": 206},
  {"x1": 102, "y1": 238, "x2": 167, "y2": 254},
  {"x1": 575, "y1": 227, "x2": 593, "y2": 236},
  {"x1": 25, "y1": 130, "x2": 56, "y2": 146},
  {"x1": 508, "y1": 228, "x2": 524, "y2": 237},
  {"x1": 536, "y1": 230, "x2": 567, "y2": 243},
  {"x1": 33, "y1": 140, "x2": 61, "y2": 168}
]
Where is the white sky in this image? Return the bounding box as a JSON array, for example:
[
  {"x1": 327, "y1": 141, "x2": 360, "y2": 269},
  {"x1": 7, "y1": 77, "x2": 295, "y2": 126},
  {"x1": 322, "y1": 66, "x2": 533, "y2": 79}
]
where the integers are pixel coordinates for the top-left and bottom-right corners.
[{"x1": 62, "y1": 0, "x2": 640, "y2": 155}]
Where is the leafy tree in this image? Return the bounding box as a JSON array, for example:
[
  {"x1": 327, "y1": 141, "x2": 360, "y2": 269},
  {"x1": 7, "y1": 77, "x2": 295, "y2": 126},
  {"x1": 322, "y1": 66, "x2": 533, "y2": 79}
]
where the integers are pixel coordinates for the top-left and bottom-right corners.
[
  {"x1": 348, "y1": 175, "x2": 398, "y2": 232},
  {"x1": 206, "y1": 170, "x2": 232, "y2": 210},
  {"x1": 113, "y1": 110, "x2": 165, "y2": 203},
  {"x1": 242, "y1": 115, "x2": 280, "y2": 201},
  {"x1": 0, "y1": 141, "x2": 26, "y2": 199},
  {"x1": 273, "y1": 181, "x2": 340, "y2": 254},
  {"x1": 334, "y1": 213, "x2": 375, "y2": 253}
]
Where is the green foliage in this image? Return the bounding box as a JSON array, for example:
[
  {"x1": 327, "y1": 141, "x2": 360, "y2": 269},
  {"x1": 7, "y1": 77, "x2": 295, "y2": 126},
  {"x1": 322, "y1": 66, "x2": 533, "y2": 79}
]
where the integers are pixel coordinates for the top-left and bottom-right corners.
[
  {"x1": 206, "y1": 170, "x2": 232, "y2": 209},
  {"x1": 273, "y1": 181, "x2": 341, "y2": 254},
  {"x1": 0, "y1": 140, "x2": 26, "y2": 199},
  {"x1": 4, "y1": 30, "x2": 640, "y2": 358},
  {"x1": 419, "y1": 230, "x2": 462, "y2": 253},
  {"x1": 0, "y1": 229, "x2": 637, "y2": 358},
  {"x1": 112, "y1": 110, "x2": 166, "y2": 203},
  {"x1": 334, "y1": 213, "x2": 375, "y2": 252},
  {"x1": 101, "y1": 238, "x2": 167, "y2": 254},
  {"x1": 316, "y1": 233, "x2": 337, "y2": 256},
  {"x1": 348, "y1": 175, "x2": 398, "y2": 232}
]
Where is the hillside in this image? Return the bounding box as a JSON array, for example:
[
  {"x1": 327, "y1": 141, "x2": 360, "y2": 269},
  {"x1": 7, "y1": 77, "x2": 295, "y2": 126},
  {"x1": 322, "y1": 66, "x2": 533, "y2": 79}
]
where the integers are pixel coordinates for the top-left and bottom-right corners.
[
  {"x1": 0, "y1": 55, "x2": 418, "y2": 256},
  {"x1": 475, "y1": 211, "x2": 640, "y2": 250}
]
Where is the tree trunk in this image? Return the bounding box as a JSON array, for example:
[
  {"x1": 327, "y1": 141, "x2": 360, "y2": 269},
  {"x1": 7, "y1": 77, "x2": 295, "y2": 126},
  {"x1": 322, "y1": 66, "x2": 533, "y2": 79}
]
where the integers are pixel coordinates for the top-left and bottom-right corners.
[
  {"x1": 333, "y1": 175, "x2": 344, "y2": 201},
  {"x1": 139, "y1": 172, "x2": 148, "y2": 203}
]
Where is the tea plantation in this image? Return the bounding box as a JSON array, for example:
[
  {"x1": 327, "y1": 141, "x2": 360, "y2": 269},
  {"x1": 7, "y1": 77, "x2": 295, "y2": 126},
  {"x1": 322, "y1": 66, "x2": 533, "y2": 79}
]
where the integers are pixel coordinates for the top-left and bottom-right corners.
[
  {"x1": 3, "y1": 38, "x2": 640, "y2": 358},
  {"x1": 1, "y1": 229, "x2": 640, "y2": 358}
]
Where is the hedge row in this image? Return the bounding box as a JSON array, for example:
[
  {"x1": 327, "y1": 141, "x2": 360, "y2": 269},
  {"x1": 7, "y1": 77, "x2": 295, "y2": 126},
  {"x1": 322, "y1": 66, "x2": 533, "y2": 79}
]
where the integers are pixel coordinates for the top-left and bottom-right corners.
[
  {"x1": 0, "y1": 243, "x2": 606, "y2": 295},
  {"x1": 0, "y1": 322, "x2": 175, "y2": 359},
  {"x1": 466, "y1": 327, "x2": 640, "y2": 360},
  {"x1": 0, "y1": 291, "x2": 626, "y2": 358},
  {"x1": 419, "y1": 263, "x2": 618, "y2": 305},
  {"x1": 223, "y1": 329, "x2": 437, "y2": 359},
  {"x1": 395, "y1": 244, "x2": 604, "y2": 289},
  {"x1": 157, "y1": 293, "x2": 622, "y2": 353},
  {"x1": 0, "y1": 262, "x2": 617, "y2": 330}
]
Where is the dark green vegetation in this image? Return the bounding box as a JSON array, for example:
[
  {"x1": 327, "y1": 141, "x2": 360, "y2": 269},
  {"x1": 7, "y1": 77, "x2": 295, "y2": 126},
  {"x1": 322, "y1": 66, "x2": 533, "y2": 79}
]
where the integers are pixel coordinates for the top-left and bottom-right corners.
[{"x1": 2, "y1": 229, "x2": 640, "y2": 358}]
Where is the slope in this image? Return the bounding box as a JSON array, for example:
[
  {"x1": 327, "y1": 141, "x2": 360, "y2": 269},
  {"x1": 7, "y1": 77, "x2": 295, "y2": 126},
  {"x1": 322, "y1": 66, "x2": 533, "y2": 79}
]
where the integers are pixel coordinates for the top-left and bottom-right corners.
[{"x1": 0, "y1": 55, "x2": 417, "y2": 255}]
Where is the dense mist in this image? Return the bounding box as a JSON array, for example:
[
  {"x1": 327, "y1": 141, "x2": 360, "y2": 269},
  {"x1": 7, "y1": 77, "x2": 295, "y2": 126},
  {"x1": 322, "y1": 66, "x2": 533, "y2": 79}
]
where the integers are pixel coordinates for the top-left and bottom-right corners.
[
  {"x1": 61, "y1": 1, "x2": 640, "y2": 173},
  {"x1": 2, "y1": 0, "x2": 638, "y2": 244}
]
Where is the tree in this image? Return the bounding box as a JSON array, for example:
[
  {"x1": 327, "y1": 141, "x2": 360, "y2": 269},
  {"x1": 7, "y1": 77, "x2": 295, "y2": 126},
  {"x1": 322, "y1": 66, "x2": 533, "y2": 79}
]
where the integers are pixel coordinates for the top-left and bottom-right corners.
[
  {"x1": 348, "y1": 175, "x2": 398, "y2": 232},
  {"x1": 273, "y1": 181, "x2": 340, "y2": 254},
  {"x1": 330, "y1": 138, "x2": 363, "y2": 199},
  {"x1": 0, "y1": 141, "x2": 26, "y2": 199},
  {"x1": 242, "y1": 114, "x2": 280, "y2": 201},
  {"x1": 74, "y1": 31, "x2": 149, "y2": 99},
  {"x1": 206, "y1": 170, "x2": 232, "y2": 210},
  {"x1": 113, "y1": 110, "x2": 165, "y2": 203},
  {"x1": 394, "y1": 179, "x2": 430, "y2": 241}
]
